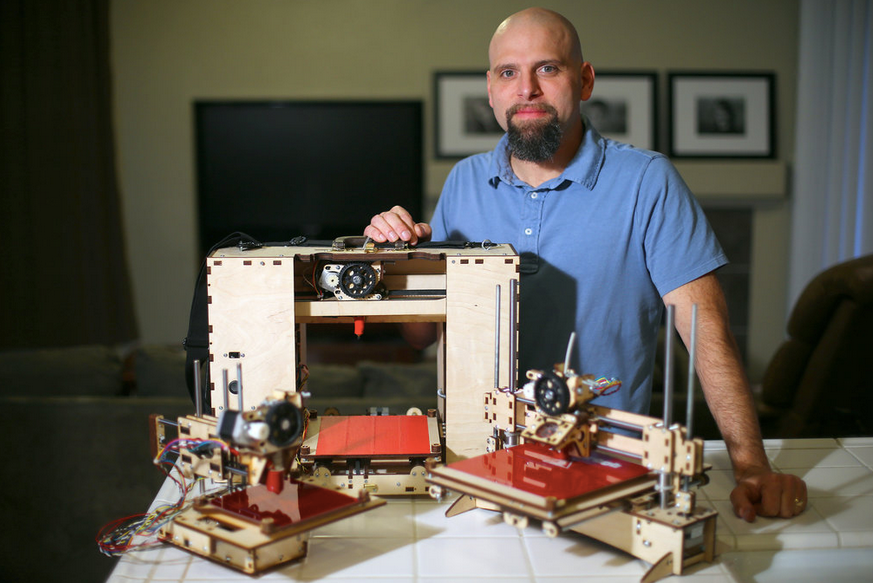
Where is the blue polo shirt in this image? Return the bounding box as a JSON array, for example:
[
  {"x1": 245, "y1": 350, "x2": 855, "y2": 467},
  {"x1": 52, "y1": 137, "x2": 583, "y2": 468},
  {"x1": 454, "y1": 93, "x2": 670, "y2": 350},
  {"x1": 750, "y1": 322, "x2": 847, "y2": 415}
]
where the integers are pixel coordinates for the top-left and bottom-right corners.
[{"x1": 431, "y1": 122, "x2": 726, "y2": 414}]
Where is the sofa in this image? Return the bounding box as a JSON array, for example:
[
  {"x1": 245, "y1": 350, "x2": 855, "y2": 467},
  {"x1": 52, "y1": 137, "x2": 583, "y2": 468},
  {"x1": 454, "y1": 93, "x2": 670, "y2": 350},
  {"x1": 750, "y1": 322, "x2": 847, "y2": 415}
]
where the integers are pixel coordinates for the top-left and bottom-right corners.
[{"x1": 756, "y1": 254, "x2": 873, "y2": 437}]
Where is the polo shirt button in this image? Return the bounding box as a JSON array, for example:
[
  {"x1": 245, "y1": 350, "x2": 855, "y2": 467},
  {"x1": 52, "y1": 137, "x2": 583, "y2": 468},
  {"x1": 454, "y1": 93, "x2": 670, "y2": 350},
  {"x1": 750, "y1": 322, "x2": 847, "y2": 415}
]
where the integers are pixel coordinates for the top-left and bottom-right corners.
[
  {"x1": 530, "y1": 192, "x2": 538, "y2": 199},
  {"x1": 524, "y1": 228, "x2": 533, "y2": 235}
]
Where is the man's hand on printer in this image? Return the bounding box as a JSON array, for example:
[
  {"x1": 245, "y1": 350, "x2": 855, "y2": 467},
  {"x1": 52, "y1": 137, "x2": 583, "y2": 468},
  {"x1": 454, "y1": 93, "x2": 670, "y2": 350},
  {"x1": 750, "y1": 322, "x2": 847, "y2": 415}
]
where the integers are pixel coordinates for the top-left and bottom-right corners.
[{"x1": 365, "y1": 205, "x2": 432, "y2": 246}]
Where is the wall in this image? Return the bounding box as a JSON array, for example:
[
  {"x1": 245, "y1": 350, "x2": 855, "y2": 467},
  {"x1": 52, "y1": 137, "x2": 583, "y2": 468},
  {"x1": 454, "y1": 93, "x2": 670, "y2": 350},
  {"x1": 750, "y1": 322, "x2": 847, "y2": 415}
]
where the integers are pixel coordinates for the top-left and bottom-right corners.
[{"x1": 111, "y1": 0, "x2": 799, "y2": 381}]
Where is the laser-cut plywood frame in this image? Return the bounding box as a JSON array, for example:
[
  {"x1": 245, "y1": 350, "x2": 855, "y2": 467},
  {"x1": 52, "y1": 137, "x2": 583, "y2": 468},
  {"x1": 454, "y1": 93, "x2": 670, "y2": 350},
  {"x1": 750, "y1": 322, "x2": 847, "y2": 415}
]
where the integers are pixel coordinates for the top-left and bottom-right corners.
[{"x1": 206, "y1": 243, "x2": 519, "y2": 463}]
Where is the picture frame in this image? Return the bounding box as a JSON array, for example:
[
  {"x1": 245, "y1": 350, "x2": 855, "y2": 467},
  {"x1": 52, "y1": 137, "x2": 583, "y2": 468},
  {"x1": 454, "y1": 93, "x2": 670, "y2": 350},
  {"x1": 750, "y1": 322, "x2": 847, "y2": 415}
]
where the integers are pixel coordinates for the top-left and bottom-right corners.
[
  {"x1": 668, "y1": 72, "x2": 775, "y2": 158},
  {"x1": 581, "y1": 71, "x2": 658, "y2": 151},
  {"x1": 433, "y1": 71, "x2": 500, "y2": 159}
]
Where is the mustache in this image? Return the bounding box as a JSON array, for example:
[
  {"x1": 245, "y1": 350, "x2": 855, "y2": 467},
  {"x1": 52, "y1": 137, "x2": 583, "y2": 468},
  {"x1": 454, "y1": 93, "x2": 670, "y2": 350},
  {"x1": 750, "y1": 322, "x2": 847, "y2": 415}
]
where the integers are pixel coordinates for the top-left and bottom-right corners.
[{"x1": 506, "y1": 103, "x2": 558, "y2": 121}]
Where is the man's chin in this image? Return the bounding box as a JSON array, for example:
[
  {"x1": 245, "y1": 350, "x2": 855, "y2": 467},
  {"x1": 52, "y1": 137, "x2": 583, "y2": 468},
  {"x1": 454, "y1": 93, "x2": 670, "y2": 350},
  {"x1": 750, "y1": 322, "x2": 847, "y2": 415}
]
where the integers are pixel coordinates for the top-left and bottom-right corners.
[
  {"x1": 508, "y1": 118, "x2": 550, "y2": 137},
  {"x1": 507, "y1": 118, "x2": 564, "y2": 162}
]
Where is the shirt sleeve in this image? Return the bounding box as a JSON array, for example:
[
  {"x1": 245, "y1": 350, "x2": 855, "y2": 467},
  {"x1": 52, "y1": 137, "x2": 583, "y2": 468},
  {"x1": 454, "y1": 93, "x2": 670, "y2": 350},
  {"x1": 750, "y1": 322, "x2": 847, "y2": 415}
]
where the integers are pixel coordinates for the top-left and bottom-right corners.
[{"x1": 637, "y1": 156, "x2": 728, "y2": 297}]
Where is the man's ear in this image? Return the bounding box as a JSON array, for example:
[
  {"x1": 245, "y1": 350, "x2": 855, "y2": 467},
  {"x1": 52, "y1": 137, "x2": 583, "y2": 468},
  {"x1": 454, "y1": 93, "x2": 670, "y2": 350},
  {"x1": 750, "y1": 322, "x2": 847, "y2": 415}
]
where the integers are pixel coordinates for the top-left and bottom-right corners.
[
  {"x1": 580, "y1": 62, "x2": 595, "y2": 102},
  {"x1": 486, "y1": 69, "x2": 494, "y2": 108}
]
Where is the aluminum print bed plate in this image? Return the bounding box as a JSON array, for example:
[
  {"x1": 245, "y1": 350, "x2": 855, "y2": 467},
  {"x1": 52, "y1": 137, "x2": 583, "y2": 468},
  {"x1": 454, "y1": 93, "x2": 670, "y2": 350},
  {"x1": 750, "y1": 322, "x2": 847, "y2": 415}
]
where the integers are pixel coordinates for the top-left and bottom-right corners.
[
  {"x1": 446, "y1": 442, "x2": 651, "y2": 501},
  {"x1": 311, "y1": 415, "x2": 436, "y2": 458}
]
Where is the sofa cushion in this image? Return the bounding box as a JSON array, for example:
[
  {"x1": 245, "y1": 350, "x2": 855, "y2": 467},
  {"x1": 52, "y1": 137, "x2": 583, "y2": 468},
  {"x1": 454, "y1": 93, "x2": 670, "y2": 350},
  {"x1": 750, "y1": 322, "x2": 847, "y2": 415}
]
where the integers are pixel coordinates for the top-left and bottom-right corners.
[
  {"x1": 0, "y1": 345, "x2": 123, "y2": 397},
  {"x1": 133, "y1": 344, "x2": 189, "y2": 397}
]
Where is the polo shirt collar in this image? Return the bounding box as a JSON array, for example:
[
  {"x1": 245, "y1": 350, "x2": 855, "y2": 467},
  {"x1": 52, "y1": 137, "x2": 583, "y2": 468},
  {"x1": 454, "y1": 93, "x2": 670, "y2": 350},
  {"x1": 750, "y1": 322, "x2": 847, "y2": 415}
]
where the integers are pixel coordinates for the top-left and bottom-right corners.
[{"x1": 487, "y1": 116, "x2": 605, "y2": 190}]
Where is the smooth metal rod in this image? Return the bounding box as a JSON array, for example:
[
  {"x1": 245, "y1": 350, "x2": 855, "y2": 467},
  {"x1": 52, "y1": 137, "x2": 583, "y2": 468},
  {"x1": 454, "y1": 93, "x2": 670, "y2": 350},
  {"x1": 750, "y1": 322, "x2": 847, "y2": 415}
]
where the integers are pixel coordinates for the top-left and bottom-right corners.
[
  {"x1": 222, "y1": 369, "x2": 230, "y2": 411},
  {"x1": 596, "y1": 444, "x2": 644, "y2": 461},
  {"x1": 509, "y1": 279, "x2": 518, "y2": 391},
  {"x1": 236, "y1": 362, "x2": 244, "y2": 412},
  {"x1": 494, "y1": 284, "x2": 501, "y2": 390},
  {"x1": 193, "y1": 359, "x2": 203, "y2": 418},
  {"x1": 597, "y1": 417, "x2": 645, "y2": 435}
]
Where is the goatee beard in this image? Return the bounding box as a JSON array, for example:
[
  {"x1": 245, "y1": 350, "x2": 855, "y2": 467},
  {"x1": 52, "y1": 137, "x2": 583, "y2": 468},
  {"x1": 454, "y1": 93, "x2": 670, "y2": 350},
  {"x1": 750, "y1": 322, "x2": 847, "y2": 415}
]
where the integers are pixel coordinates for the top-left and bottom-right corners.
[{"x1": 506, "y1": 104, "x2": 563, "y2": 162}]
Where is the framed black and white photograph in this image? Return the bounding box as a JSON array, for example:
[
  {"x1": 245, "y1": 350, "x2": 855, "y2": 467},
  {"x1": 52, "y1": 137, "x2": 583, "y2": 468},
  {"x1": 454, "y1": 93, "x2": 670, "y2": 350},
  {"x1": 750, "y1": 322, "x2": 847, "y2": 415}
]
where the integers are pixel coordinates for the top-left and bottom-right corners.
[
  {"x1": 434, "y1": 71, "x2": 501, "y2": 159},
  {"x1": 581, "y1": 71, "x2": 657, "y2": 150},
  {"x1": 668, "y1": 72, "x2": 775, "y2": 158}
]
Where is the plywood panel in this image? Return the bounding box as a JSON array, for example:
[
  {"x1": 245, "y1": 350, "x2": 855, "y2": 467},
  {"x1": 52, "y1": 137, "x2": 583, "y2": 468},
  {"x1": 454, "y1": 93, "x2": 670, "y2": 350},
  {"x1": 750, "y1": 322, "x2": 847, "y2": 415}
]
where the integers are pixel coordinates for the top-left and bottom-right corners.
[
  {"x1": 208, "y1": 257, "x2": 297, "y2": 409},
  {"x1": 445, "y1": 253, "x2": 519, "y2": 461}
]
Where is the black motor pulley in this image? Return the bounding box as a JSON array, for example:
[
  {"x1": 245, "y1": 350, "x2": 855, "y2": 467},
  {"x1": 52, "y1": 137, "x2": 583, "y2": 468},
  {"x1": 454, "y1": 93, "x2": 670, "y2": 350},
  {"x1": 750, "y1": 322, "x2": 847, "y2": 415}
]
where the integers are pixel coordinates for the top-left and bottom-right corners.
[
  {"x1": 533, "y1": 371, "x2": 571, "y2": 416},
  {"x1": 265, "y1": 401, "x2": 304, "y2": 447},
  {"x1": 338, "y1": 262, "x2": 377, "y2": 298}
]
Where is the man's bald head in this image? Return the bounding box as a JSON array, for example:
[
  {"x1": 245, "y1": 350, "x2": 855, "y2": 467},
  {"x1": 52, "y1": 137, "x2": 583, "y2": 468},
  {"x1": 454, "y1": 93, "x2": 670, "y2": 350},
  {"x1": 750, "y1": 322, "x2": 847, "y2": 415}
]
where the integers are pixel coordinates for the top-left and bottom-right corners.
[{"x1": 489, "y1": 7, "x2": 584, "y2": 68}]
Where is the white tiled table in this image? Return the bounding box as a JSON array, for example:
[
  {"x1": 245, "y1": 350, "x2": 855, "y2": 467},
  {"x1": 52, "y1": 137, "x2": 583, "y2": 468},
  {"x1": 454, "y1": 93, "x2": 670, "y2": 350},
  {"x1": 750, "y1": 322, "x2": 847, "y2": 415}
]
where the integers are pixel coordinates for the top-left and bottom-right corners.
[{"x1": 107, "y1": 438, "x2": 873, "y2": 582}]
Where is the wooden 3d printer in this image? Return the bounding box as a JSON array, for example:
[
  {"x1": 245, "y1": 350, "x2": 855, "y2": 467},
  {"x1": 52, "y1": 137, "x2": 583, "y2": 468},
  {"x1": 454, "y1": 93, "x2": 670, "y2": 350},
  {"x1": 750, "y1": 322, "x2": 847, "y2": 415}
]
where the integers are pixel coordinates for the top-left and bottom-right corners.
[
  {"x1": 426, "y1": 304, "x2": 717, "y2": 583},
  {"x1": 150, "y1": 237, "x2": 521, "y2": 572},
  {"x1": 153, "y1": 236, "x2": 717, "y2": 581}
]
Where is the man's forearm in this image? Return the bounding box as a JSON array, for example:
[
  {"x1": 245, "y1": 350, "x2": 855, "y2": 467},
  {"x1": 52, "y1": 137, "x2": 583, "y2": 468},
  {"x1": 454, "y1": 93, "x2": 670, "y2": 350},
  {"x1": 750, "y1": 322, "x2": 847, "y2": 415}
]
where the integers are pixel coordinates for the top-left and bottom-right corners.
[{"x1": 664, "y1": 274, "x2": 770, "y2": 477}]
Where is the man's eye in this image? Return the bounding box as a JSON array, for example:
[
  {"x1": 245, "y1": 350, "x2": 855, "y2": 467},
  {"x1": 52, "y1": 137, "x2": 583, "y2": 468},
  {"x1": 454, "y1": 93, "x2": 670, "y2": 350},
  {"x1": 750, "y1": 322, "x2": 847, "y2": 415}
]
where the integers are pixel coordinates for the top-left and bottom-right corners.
[
  {"x1": 540, "y1": 65, "x2": 557, "y2": 74},
  {"x1": 500, "y1": 70, "x2": 515, "y2": 79}
]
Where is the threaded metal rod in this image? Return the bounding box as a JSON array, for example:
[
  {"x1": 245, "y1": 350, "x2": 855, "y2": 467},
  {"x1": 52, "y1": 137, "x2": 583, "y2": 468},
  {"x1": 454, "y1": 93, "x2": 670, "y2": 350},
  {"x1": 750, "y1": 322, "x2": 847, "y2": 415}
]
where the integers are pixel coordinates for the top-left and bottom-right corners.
[
  {"x1": 660, "y1": 305, "x2": 676, "y2": 510},
  {"x1": 686, "y1": 304, "x2": 698, "y2": 439}
]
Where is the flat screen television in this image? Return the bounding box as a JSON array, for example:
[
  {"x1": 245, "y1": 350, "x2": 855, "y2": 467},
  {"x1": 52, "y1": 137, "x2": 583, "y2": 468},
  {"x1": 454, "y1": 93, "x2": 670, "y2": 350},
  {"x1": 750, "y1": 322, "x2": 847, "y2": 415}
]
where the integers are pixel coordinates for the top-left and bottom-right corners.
[{"x1": 194, "y1": 100, "x2": 423, "y2": 254}]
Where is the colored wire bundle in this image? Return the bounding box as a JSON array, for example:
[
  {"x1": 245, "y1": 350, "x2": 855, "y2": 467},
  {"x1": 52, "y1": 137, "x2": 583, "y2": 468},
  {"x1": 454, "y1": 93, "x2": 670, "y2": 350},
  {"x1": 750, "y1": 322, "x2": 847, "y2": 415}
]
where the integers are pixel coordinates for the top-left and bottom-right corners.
[
  {"x1": 592, "y1": 377, "x2": 622, "y2": 397},
  {"x1": 96, "y1": 465, "x2": 192, "y2": 556},
  {"x1": 154, "y1": 436, "x2": 238, "y2": 465},
  {"x1": 96, "y1": 437, "x2": 235, "y2": 557}
]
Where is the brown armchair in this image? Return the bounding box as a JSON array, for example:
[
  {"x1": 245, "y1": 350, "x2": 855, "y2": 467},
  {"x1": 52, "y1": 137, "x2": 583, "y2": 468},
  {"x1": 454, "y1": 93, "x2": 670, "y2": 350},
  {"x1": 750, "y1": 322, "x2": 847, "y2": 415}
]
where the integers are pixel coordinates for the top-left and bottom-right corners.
[{"x1": 758, "y1": 254, "x2": 873, "y2": 437}]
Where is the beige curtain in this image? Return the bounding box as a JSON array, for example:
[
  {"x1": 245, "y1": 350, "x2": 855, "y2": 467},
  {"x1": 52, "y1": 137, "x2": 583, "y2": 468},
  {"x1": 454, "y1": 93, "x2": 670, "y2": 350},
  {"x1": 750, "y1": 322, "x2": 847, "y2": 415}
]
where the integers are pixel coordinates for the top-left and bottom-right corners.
[
  {"x1": 789, "y1": 0, "x2": 873, "y2": 308},
  {"x1": 0, "y1": 0, "x2": 138, "y2": 349}
]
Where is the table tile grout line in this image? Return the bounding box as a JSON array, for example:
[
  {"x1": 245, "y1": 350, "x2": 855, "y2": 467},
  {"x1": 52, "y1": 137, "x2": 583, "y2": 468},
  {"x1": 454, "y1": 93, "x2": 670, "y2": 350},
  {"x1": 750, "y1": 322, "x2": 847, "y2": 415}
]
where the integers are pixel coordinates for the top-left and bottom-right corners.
[
  {"x1": 518, "y1": 521, "x2": 538, "y2": 581},
  {"x1": 144, "y1": 546, "x2": 160, "y2": 583},
  {"x1": 412, "y1": 498, "x2": 420, "y2": 583},
  {"x1": 844, "y1": 445, "x2": 873, "y2": 471},
  {"x1": 179, "y1": 550, "x2": 193, "y2": 583}
]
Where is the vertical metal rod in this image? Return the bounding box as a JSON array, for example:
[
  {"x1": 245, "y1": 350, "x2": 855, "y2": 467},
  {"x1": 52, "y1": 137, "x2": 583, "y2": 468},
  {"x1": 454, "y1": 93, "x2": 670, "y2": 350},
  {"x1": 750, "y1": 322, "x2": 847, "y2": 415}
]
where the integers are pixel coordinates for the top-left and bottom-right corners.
[
  {"x1": 683, "y1": 304, "x2": 698, "y2": 492},
  {"x1": 236, "y1": 362, "x2": 244, "y2": 412},
  {"x1": 192, "y1": 365, "x2": 205, "y2": 497},
  {"x1": 509, "y1": 279, "x2": 518, "y2": 392},
  {"x1": 685, "y1": 304, "x2": 698, "y2": 439},
  {"x1": 494, "y1": 284, "x2": 501, "y2": 389},
  {"x1": 663, "y1": 305, "x2": 675, "y2": 427},
  {"x1": 660, "y1": 304, "x2": 676, "y2": 509},
  {"x1": 193, "y1": 359, "x2": 203, "y2": 418},
  {"x1": 436, "y1": 324, "x2": 446, "y2": 422},
  {"x1": 222, "y1": 369, "x2": 230, "y2": 411}
]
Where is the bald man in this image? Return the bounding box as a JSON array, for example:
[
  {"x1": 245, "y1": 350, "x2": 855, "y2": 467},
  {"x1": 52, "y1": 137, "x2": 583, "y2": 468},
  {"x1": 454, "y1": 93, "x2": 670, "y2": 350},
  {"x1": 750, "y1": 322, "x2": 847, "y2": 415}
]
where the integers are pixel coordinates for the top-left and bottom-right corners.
[{"x1": 365, "y1": 8, "x2": 806, "y2": 522}]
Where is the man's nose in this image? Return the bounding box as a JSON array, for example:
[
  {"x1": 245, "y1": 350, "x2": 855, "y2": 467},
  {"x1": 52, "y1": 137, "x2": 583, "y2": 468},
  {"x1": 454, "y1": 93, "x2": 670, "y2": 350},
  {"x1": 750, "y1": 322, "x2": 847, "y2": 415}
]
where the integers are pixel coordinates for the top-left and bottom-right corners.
[{"x1": 518, "y1": 71, "x2": 542, "y2": 100}]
